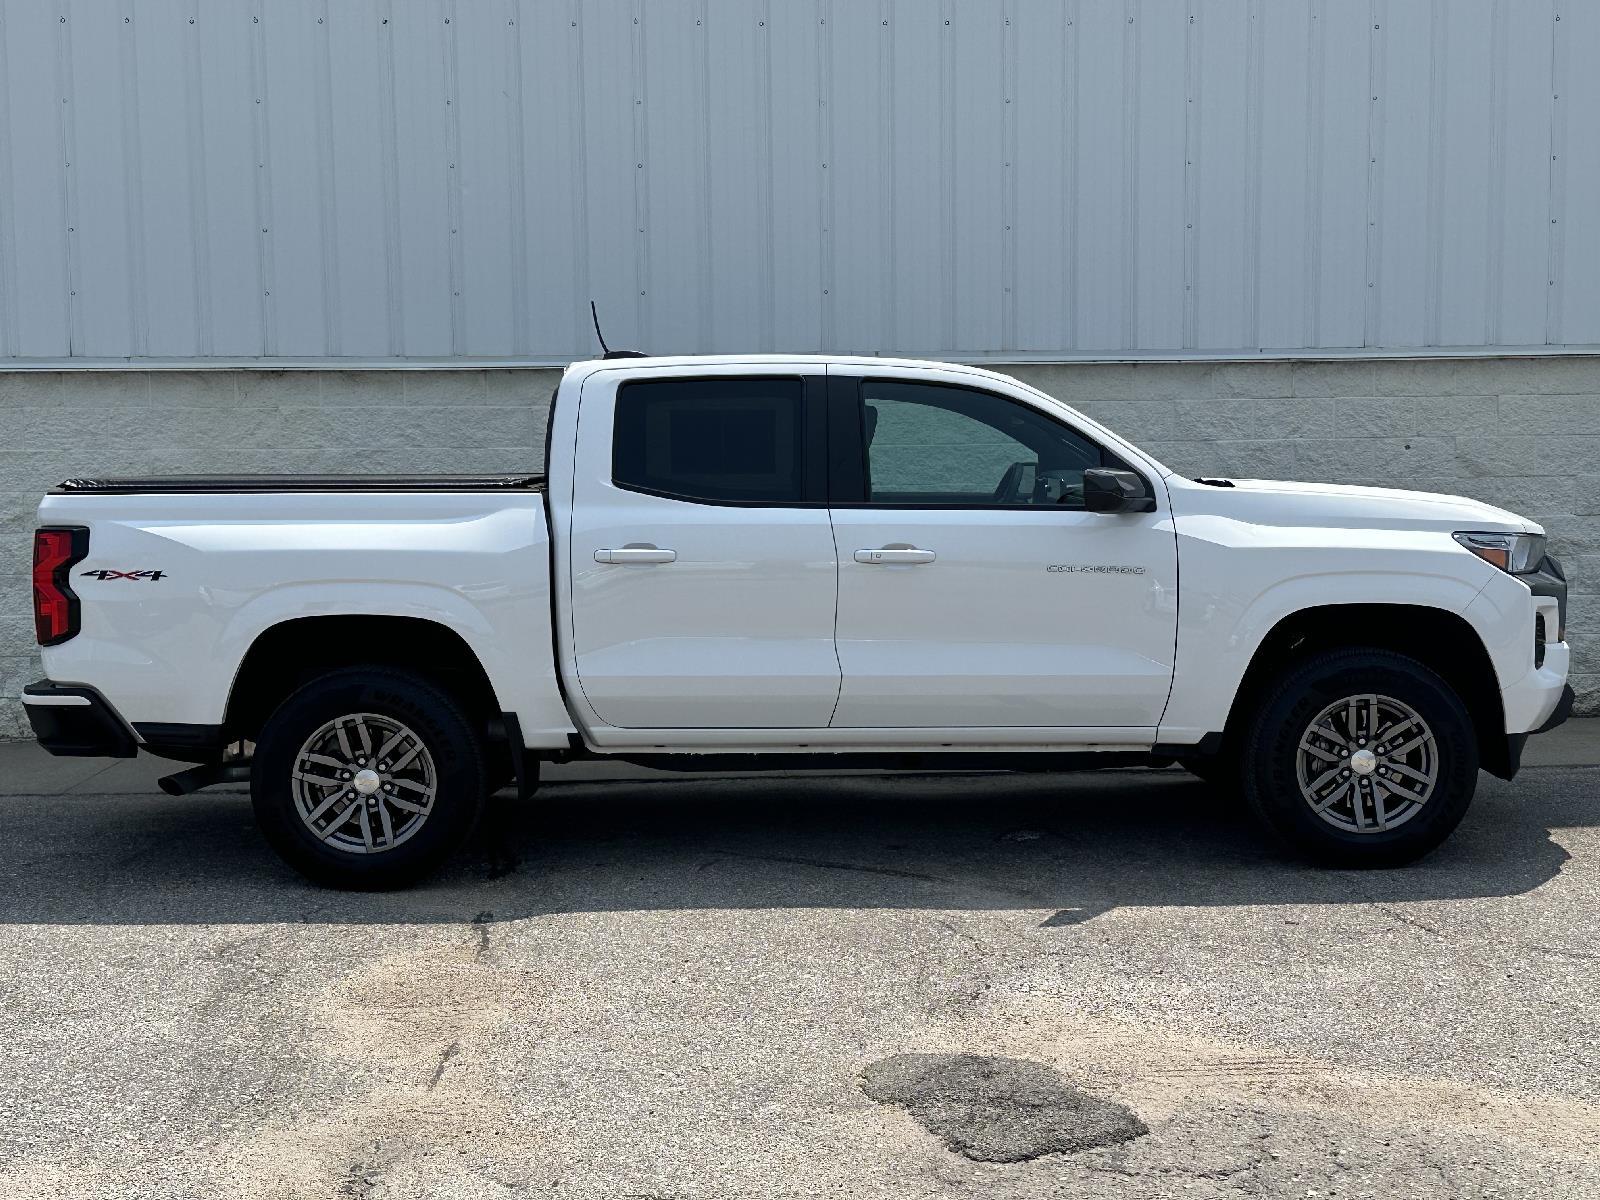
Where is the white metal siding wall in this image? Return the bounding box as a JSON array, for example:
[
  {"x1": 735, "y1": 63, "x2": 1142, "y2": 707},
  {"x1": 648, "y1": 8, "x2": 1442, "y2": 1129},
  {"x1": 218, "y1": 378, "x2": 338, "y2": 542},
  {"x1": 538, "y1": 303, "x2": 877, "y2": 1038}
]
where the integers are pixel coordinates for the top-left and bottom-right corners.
[{"x1": 0, "y1": 0, "x2": 1596, "y2": 363}]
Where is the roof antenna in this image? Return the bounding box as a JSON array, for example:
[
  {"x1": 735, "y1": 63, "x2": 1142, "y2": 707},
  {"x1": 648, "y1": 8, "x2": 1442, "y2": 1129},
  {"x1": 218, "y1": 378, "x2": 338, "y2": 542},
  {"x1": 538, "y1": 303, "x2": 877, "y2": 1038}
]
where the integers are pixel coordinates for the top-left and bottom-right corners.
[{"x1": 589, "y1": 300, "x2": 648, "y2": 359}]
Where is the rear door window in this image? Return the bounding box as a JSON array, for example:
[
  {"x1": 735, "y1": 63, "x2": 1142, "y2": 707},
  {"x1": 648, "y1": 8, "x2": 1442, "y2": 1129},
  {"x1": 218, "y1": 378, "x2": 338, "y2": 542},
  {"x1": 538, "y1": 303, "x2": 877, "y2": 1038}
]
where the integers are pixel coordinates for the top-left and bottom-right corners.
[{"x1": 612, "y1": 377, "x2": 809, "y2": 504}]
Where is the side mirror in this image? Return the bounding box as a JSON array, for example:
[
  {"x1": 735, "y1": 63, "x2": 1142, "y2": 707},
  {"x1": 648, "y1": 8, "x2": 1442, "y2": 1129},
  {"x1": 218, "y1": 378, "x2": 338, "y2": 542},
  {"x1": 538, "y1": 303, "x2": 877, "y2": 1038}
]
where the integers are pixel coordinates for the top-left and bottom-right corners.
[{"x1": 1082, "y1": 467, "x2": 1156, "y2": 514}]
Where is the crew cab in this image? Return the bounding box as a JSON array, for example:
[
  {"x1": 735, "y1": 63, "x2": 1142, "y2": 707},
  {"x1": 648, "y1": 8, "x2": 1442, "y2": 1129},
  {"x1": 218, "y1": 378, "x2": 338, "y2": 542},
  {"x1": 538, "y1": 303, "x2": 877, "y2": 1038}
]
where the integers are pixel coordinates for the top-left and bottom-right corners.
[{"x1": 25, "y1": 356, "x2": 1574, "y2": 887}]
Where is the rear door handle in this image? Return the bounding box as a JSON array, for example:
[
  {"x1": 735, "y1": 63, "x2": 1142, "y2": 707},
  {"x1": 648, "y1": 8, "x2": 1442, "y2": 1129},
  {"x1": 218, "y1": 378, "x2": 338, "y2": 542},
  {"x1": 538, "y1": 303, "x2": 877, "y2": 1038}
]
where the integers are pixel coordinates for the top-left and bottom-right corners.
[
  {"x1": 854, "y1": 547, "x2": 936, "y2": 565},
  {"x1": 596, "y1": 546, "x2": 677, "y2": 564}
]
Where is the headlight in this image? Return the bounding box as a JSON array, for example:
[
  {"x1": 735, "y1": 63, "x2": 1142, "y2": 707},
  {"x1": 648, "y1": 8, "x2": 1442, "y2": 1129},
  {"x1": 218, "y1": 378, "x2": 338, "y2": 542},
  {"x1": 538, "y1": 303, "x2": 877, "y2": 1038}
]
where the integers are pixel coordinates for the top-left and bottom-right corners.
[{"x1": 1453, "y1": 531, "x2": 1547, "y2": 574}]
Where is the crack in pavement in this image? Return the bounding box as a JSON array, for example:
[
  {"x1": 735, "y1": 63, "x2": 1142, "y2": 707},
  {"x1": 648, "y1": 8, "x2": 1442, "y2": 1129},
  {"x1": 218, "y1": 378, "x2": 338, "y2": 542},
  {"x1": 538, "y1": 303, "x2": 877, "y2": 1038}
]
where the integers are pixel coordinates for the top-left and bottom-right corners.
[
  {"x1": 1375, "y1": 902, "x2": 1447, "y2": 938},
  {"x1": 470, "y1": 910, "x2": 494, "y2": 961},
  {"x1": 425, "y1": 1040, "x2": 460, "y2": 1091},
  {"x1": 697, "y1": 850, "x2": 945, "y2": 882}
]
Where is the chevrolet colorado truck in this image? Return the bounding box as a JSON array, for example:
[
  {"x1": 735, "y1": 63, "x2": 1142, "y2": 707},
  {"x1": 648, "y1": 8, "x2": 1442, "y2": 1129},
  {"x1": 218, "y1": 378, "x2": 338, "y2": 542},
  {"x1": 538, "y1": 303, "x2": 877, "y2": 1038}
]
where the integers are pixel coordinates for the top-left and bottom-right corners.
[{"x1": 26, "y1": 356, "x2": 1573, "y2": 887}]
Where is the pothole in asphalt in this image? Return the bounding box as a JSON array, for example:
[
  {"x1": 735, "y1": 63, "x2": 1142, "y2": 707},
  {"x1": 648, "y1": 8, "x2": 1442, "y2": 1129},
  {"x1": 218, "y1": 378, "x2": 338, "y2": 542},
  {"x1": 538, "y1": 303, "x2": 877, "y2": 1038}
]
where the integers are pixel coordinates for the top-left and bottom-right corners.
[{"x1": 860, "y1": 1053, "x2": 1147, "y2": 1163}]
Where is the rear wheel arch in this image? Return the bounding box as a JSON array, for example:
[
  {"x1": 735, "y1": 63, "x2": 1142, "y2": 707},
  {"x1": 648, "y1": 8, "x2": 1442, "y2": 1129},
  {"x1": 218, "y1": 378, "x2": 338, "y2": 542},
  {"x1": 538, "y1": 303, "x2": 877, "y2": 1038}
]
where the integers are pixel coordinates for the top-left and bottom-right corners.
[
  {"x1": 1219, "y1": 603, "x2": 1510, "y2": 778},
  {"x1": 225, "y1": 615, "x2": 504, "y2": 743}
]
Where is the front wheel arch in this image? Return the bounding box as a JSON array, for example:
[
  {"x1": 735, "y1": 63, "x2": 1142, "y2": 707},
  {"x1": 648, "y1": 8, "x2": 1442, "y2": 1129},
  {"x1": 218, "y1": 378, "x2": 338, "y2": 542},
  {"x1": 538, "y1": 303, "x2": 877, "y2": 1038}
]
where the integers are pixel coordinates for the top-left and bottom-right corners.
[{"x1": 1219, "y1": 604, "x2": 1509, "y2": 778}]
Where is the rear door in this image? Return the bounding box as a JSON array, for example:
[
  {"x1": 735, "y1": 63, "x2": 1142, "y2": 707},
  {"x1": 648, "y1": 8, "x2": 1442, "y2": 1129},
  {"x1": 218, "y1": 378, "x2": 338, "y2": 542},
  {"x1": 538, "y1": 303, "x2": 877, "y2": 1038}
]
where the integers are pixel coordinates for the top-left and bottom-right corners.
[
  {"x1": 564, "y1": 366, "x2": 840, "y2": 730},
  {"x1": 825, "y1": 367, "x2": 1178, "y2": 733}
]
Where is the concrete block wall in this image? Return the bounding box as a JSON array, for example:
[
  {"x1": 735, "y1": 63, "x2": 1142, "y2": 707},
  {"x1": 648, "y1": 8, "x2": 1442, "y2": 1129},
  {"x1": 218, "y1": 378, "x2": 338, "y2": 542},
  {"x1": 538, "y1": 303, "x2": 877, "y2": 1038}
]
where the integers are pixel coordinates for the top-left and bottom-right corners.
[{"x1": 1, "y1": 356, "x2": 1594, "y2": 739}]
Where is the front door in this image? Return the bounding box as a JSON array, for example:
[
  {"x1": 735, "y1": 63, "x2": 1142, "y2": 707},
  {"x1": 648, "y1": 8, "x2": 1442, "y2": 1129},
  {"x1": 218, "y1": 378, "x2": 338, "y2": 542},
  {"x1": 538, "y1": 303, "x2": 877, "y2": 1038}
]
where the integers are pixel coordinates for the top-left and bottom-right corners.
[
  {"x1": 826, "y1": 369, "x2": 1178, "y2": 732},
  {"x1": 566, "y1": 369, "x2": 840, "y2": 730}
]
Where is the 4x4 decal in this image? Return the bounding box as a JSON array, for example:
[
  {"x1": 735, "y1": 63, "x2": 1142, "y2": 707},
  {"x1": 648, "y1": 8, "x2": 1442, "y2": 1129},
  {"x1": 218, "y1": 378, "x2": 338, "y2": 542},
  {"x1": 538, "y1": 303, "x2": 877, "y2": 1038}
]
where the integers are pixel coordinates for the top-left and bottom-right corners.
[{"x1": 80, "y1": 569, "x2": 166, "y2": 581}]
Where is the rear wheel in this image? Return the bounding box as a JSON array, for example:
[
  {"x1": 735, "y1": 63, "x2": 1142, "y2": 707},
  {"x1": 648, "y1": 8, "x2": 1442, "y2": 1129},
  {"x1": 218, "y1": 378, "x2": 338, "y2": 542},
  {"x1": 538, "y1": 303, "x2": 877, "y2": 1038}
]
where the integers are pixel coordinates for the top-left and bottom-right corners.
[
  {"x1": 251, "y1": 667, "x2": 487, "y2": 889},
  {"x1": 1242, "y1": 648, "x2": 1478, "y2": 867}
]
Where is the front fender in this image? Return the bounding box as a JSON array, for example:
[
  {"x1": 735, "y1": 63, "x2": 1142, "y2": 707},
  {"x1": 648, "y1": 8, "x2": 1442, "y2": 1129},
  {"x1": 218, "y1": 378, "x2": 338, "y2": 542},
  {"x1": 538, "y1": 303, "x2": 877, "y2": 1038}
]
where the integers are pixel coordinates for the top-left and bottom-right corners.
[{"x1": 1158, "y1": 521, "x2": 1492, "y2": 742}]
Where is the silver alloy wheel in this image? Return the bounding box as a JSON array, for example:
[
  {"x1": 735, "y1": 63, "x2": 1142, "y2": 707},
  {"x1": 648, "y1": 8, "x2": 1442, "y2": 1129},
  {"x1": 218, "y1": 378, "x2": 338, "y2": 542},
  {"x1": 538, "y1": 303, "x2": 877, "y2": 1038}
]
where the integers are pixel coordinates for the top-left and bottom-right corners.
[
  {"x1": 291, "y1": 712, "x2": 437, "y2": 855},
  {"x1": 1295, "y1": 694, "x2": 1438, "y2": 834}
]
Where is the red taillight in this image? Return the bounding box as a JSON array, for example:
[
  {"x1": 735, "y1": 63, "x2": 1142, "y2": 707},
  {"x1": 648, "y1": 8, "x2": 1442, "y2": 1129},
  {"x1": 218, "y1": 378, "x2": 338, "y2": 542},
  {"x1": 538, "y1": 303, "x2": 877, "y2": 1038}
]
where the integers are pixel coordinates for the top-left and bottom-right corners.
[{"x1": 32, "y1": 527, "x2": 88, "y2": 646}]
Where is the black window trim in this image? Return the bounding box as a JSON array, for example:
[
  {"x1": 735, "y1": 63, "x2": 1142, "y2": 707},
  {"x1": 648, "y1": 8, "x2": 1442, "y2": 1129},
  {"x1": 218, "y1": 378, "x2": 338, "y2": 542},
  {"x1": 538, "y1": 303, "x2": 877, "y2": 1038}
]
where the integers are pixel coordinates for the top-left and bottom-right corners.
[
  {"x1": 609, "y1": 373, "x2": 830, "y2": 509},
  {"x1": 825, "y1": 375, "x2": 1152, "y2": 510}
]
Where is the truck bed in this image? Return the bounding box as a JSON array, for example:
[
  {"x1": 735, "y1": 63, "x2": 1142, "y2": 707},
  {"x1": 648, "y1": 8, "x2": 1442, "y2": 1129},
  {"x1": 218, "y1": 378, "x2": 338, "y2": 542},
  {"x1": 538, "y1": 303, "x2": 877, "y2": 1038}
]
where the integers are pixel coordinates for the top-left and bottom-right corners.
[{"x1": 51, "y1": 474, "x2": 545, "y2": 495}]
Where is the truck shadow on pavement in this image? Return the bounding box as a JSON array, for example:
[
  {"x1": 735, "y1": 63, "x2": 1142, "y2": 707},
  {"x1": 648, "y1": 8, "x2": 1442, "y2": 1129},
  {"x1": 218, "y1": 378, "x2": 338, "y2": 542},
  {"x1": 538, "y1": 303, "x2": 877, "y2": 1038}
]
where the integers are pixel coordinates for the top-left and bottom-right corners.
[{"x1": 0, "y1": 766, "x2": 1590, "y2": 926}]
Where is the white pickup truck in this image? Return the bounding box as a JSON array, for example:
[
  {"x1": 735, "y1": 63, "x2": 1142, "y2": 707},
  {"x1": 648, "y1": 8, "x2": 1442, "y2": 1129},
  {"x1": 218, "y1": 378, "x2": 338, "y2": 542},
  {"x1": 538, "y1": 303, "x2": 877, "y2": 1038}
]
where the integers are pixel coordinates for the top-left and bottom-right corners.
[{"x1": 26, "y1": 356, "x2": 1573, "y2": 887}]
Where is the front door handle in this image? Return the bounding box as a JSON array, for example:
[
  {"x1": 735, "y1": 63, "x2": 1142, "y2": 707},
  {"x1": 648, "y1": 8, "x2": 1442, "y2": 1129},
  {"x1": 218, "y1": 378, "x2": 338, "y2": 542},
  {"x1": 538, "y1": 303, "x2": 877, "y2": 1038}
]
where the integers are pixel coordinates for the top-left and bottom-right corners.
[
  {"x1": 596, "y1": 545, "x2": 677, "y2": 564},
  {"x1": 855, "y1": 547, "x2": 936, "y2": 565}
]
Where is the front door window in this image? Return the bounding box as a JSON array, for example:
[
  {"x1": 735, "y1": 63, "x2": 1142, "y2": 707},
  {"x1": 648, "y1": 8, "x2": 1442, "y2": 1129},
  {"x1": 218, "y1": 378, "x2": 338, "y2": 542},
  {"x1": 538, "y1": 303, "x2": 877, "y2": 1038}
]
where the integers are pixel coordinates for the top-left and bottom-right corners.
[{"x1": 860, "y1": 380, "x2": 1108, "y2": 509}]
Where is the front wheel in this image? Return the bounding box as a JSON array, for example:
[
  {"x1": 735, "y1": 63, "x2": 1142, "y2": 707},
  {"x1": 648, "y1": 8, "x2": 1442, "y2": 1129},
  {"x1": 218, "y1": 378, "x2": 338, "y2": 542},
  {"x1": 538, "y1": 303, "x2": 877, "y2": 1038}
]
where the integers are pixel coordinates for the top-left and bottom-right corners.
[
  {"x1": 251, "y1": 667, "x2": 487, "y2": 889},
  {"x1": 1242, "y1": 649, "x2": 1479, "y2": 867}
]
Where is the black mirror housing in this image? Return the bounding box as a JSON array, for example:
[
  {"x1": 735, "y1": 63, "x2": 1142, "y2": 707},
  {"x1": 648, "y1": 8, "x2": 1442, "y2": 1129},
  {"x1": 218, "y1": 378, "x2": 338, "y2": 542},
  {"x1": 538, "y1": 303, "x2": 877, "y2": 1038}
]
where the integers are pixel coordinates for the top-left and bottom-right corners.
[{"x1": 1082, "y1": 467, "x2": 1156, "y2": 513}]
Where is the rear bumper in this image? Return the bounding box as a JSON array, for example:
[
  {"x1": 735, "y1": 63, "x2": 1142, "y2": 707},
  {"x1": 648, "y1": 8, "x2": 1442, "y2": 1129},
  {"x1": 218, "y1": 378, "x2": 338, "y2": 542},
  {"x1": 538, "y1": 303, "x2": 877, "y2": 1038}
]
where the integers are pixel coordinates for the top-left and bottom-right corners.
[{"x1": 21, "y1": 680, "x2": 138, "y2": 758}]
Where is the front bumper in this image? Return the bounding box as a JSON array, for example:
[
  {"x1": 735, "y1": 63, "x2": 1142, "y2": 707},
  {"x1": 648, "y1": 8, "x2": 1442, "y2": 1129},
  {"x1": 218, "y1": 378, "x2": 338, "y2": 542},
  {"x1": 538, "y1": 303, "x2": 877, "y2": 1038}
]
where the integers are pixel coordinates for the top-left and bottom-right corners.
[
  {"x1": 1534, "y1": 683, "x2": 1576, "y2": 735},
  {"x1": 1496, "y1": 553, "x2": 1572, "y2": 737},
  {"x1": 21, "y1": 680, "x2": 138, "y2": 758}
]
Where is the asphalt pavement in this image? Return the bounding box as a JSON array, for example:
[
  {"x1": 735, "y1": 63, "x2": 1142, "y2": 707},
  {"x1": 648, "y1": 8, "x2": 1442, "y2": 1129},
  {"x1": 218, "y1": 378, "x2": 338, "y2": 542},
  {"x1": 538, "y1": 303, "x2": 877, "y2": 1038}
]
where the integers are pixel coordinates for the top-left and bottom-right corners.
[{"x1": 0, "y1": 727, "x2": 1597, "y2": 1198}]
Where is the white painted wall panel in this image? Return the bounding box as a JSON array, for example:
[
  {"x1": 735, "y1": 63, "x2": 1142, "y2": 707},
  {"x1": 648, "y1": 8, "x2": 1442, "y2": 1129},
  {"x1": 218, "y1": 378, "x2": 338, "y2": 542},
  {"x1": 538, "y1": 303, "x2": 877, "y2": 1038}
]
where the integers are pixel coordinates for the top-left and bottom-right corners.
[
  {"x1": 1374, "y1": 0, "x2": 1431, "y2": 348},
  {"x1": 766, "y1": 0, "x2": 822, "y2": 353},
  {"x1": 1073, "y1": 0, "x2": 1128, "y2": 351},
  {"x1": 454, "y1": 0, "x2": 517, "y2": 358},
  {"x1": 951, "y1": 3, "x2": 1003, "y2": 354},
  {"x1": 826, "y1": 2, "x2": 887, "y2": 356},
  {"x1": 66, "y1": 4, "x2": 135, "y2": 357},
  {"x1": 132, "y1": 0, "x2": 199, "y2": 359},
  {"x1": 520, "y1": 1, "x2": 587, "y2": 357},
  {"x1": 1493, "y1": 0, "x2": 1554, "y2": 348},
  {"x1": 1310, "y1": 3, "x2": 1372, "y2": 349},
  {"x1": 0, "y1": 0, "x2": 1595, "y2": 362},
  {"x1": 1010, "y1": 0, "x2": 1068, "y2": 354},
  {"x1": 391, "y1": 0, "x2": 454, "y2": 357},
  {"x1": 637, "y1": 0, "x2": 703, "y2": 356},
  {"x1": 1553, "y1": 2, "x2": 1600, "y2": 346},
  {"x1": 704, "y1": 0, "x2": 767, "y2": 354},
  {"x1": 261, "y1": 0, "x2": 331, "y2": 355},
  {"x1": 196, "y1": 0, "x2": 263, "y2": 357},
  {"x1": 1434, "y1": 0, "x2": 1494, "y2": 348},
  {"x1": 577, "y1": 0, "x2": 639, "y2": 352},
  {"x1": 888, "y1": 2, "x2": 943, "y2": 354},
  {"x1": 1256, "y1": 0, "x2": 1312, "y2": 352},
  {"x1": 1133, "y1": 0, "x2": 1187, "y2": 351},
  {"x1": 1193, "y1": 0, "x2": 1251, "y2": 351},
  {"x1": 326, "y1": 0, "x2": 398, "y2": 358},
  {"x1": 1, "y1": 0, "x2": 71, "y2": 356}
]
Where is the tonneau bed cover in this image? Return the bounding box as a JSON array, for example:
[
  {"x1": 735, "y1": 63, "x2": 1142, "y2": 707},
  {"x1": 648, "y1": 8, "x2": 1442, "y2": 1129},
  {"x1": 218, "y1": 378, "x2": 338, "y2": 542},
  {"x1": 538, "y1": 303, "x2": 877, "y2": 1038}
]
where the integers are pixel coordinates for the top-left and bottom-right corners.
[{"x1": 51, "y1": 474, "x2": 545, "y2": 495}]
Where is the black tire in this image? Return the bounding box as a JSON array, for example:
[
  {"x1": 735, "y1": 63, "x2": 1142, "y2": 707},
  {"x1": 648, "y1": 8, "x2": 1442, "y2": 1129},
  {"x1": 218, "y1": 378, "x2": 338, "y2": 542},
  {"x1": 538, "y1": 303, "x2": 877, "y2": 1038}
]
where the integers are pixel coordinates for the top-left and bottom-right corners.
[
  {"x1": 251, "y1": 667, "x2": 487, "y2": 889},
  {"x1": 1241, "y1": 648, "x2": 1479, "y2": 868}
]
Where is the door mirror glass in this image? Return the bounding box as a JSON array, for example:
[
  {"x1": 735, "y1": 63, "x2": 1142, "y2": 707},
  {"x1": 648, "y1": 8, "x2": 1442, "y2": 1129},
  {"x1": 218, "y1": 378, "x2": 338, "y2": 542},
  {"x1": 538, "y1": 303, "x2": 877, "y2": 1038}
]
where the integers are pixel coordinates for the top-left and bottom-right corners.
[{"x1": 1082, "y1": 467, "x2": 1156, "y2": 513}]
